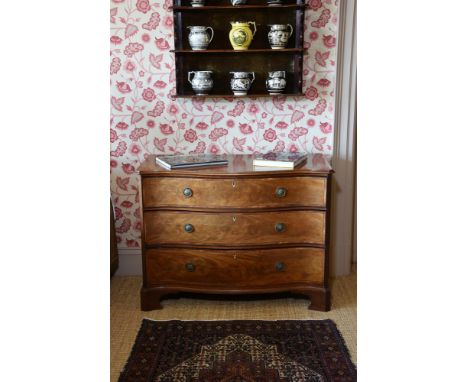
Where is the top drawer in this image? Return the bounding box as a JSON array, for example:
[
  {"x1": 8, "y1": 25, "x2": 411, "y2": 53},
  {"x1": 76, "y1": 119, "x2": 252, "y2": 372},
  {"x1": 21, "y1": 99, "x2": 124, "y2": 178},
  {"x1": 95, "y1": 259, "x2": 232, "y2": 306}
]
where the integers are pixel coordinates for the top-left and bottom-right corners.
[{"x1": 142, "y1": 176, "x2": 327, "y2": 209}]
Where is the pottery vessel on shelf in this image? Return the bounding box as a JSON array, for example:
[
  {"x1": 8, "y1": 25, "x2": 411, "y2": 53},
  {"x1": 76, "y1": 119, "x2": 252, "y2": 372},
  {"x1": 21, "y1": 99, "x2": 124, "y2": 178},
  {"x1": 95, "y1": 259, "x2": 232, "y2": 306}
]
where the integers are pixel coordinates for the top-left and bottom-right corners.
[
  {"x1": 230, "y1": 71, "x2": 255, "y2": 96},
  {"x1": 268, "y1": 24, "x2": 293, "y2": 49},
  {"x1": 231, "y1": 0, "x2": 248, "y2": 5},
  {"x1": 266, "y1": 71, "x2": 287, "y2": 94},
  {"x1": 190, "y1": 0, "x2": 205, "y2": 7},
  {"x1": 188, "y1": 71, "x2": 213, "y2": 95},
  {"x1": 267, "y1": 0, "x2": 283, "y2": 5},
  {"x1": 187, "y1": 26, "x2": 214, "y2": 50},
  {"x1": 229, "y1": 21, "x2": 256, "y2": 50}
]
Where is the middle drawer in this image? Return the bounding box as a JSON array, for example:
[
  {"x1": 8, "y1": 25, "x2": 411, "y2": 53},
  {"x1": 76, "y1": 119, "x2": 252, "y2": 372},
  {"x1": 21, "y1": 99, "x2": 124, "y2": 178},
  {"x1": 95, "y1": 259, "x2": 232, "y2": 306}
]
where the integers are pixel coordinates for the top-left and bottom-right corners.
[{"x1": 144, "y1": 210, "x2": 325, "y2": 247}]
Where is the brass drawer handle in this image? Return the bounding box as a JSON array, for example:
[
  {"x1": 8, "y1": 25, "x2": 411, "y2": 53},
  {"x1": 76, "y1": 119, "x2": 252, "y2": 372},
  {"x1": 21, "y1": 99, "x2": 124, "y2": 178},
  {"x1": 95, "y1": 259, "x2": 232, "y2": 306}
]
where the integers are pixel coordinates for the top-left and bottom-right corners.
[
  {"x1": 183, "y1": 187, "x2": 193, "y2": 197},
  {"x1": 185, "y1": 263, "x2": 195, "y2": 272},
  {"x1": 275, "y1": 223, "x2": 285, "y2": 233},
  {"x1": 275, "y1": 187, "x2": 287, "y2": 198},
  {"x1": 276, "y1": 261, "x2": 285, "y2": 271},
  {"x1": 184, "y1": 224, "x2": 194, "y2": 233}
]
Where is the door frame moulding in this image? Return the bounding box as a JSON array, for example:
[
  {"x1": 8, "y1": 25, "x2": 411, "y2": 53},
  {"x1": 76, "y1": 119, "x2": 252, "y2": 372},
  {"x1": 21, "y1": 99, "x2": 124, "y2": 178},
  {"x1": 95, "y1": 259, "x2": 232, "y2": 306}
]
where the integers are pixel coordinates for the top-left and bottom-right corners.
[{"x1": 330, "y1": 0, "x2": 357, "y2": 276}]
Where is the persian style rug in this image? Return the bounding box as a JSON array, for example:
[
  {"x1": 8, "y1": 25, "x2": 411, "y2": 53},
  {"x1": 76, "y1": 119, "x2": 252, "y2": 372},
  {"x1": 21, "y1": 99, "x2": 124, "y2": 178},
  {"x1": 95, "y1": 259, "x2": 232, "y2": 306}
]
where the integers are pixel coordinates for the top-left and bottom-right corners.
[{"x1": 118, "y1": 319, "x2": 356, "y2": 381}]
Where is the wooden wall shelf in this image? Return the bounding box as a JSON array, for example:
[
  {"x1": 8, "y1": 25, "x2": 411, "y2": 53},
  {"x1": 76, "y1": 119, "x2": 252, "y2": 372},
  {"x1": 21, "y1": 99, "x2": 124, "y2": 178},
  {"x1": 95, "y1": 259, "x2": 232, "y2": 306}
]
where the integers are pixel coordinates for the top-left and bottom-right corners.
[
  {"x1": 172, "y1": 0, "x2": 306, "y2": 98},
  {"x1": 171, "y1": 93, "x2": 305, "y2": 99},
  {"x1": 171, "y1": 48, "x2": 306, "y2": 54},
  {"x1": 171, "y1": 5, "x2": 307, "y2": 11}
]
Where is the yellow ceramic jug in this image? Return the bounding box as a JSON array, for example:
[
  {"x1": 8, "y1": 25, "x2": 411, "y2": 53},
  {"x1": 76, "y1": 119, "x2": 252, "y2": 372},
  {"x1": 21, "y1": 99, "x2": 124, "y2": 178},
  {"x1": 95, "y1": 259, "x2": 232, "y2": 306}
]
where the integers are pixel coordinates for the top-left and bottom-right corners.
[{"x1": 229, "y1": 21, "x2": 256, "y2": 50}]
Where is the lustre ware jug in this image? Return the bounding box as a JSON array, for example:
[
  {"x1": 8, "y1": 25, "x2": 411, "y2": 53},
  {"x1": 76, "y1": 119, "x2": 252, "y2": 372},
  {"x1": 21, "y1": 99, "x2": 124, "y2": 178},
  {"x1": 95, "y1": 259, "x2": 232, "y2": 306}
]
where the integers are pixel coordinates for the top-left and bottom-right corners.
[
  {"x1": 188, "y1": 71, "x2": 213, "y2": 95},
  {"x1": 187, "y1": 26, "x2": 214, "y2": 50},
  {"x1": 229, "y1": 21, "x2": 256, "y2": 50}
]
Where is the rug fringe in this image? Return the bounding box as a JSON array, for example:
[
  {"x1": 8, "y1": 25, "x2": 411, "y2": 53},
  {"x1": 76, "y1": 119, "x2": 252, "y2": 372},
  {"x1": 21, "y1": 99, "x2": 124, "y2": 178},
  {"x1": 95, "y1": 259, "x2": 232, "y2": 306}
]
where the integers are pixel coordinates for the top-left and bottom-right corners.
[
  {"x1": 142, "y1": 317, "x2": 334, "y2": 322},
  {"x1": 327, "y1": 319, "x2": 357, "y2": 372}
]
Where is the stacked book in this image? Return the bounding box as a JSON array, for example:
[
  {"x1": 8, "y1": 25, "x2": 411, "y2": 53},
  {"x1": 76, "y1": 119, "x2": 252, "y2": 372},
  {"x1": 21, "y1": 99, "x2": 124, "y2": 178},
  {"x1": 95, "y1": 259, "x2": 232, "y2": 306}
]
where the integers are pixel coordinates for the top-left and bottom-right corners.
[
  {"x1": 253, "y1": 152, "x2": 307, "y2": 169},
  {"x1": 155, "y1": 152, "x2": 308, "y2": 171},
  {"x1": 155, "y1": 154, "x2": 228, "y2": 170}
]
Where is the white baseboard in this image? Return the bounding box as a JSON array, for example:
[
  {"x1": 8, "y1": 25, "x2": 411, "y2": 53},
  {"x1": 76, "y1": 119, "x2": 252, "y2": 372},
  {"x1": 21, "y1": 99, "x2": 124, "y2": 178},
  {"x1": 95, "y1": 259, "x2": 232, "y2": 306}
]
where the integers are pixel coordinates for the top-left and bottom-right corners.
[{"x1": 115, "y1": 249, "x2": 142, "y2": 276}]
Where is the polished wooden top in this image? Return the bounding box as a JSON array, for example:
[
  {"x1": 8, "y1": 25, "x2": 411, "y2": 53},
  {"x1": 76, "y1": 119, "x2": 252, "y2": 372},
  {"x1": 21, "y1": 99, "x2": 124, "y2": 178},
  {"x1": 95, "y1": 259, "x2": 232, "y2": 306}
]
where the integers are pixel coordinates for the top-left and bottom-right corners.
[{"x1": 138, "y1": 154, "x2": 333, "y2": 177}]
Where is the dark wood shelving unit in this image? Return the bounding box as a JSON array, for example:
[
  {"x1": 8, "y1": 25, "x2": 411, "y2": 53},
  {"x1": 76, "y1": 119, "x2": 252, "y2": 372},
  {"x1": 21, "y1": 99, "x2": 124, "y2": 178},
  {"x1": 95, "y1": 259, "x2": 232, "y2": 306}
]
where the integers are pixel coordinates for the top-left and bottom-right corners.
[{"x1": 172, "y1": 0, "x2": 306, "y2": 98}]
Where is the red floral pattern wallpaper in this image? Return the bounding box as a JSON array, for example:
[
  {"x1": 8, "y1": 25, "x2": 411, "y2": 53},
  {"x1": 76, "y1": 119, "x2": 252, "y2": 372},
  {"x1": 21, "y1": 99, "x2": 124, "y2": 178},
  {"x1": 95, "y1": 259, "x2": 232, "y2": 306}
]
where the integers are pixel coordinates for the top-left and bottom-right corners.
[{"x1": 110, "y1": 0, "x2": 339, "y2": 249}]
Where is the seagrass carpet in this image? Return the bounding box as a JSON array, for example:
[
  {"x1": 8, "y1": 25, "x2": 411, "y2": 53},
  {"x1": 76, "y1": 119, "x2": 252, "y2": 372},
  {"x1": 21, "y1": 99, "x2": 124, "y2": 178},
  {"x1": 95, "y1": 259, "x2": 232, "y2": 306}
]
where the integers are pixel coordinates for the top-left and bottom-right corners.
[
  {"x1": 118, "y1": 319, "x2": 356, "y2": 381},
  {"x1": 111, "y1": 266, "x2": 356, "y2": 381}
]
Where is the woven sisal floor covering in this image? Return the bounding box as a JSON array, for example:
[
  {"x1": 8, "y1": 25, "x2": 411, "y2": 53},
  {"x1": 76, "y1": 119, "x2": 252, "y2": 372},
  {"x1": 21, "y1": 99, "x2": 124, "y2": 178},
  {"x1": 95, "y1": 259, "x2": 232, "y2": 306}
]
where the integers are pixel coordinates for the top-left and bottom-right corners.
[{"x1": 110, "y1": 266, "x2": 356, "y2": 382}]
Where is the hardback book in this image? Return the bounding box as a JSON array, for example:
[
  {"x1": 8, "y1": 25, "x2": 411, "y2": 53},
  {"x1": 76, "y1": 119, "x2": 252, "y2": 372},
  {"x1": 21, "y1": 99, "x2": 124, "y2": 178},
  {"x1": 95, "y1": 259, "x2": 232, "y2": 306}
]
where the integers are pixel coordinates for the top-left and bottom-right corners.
[
  {"x1": 253, "y1": 166, "x2": 295, "y2": 172},
  {"x1": 253, "y1": 152, "x2": 307, "y2": 168},
  {"x1": 155, "y1": 154, "x2": 228, "y2": 170}
]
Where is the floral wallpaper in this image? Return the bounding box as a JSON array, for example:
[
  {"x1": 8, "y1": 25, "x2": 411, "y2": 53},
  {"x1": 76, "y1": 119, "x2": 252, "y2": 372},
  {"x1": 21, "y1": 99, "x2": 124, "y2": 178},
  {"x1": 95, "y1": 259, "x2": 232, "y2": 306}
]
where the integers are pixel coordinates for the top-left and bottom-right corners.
[{"x1": 110, "y1": 0, "x2": 339, "y2": 249}]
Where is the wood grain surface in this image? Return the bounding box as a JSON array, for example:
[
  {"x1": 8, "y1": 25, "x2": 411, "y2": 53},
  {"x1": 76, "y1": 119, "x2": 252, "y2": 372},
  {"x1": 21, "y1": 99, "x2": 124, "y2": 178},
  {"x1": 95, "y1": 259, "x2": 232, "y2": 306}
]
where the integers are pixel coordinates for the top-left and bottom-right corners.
[
  {"x1": 145, "y1": 247, "x2": 325, "y2": 287},
  {"x1": 143, "y1": 210, "x2": 325, "y2": 247},
  {"x1": 142, "y1": 176, "x2": 326, "y2": 209}
]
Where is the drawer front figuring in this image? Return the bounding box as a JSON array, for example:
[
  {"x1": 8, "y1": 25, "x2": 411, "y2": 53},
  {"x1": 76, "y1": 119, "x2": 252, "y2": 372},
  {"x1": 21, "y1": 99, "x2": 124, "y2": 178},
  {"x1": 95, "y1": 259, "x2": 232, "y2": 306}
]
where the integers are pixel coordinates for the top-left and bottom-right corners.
[
  {"x1": 142, "y1": 176, "x2": 327, "y2": 209},
  {"x1": 144, "y1": 210, "x2": 325, "y2": 246},
  {"x1": 145, "y1": 247, "x2": 325, "y2": 287}
]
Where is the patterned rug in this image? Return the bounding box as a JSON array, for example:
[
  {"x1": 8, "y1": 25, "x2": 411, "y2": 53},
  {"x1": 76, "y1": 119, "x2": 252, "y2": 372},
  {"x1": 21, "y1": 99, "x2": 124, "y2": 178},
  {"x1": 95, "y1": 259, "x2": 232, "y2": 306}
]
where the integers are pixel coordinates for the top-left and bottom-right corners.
[{"x1": 118, "y1": 319, "x2": 356, "y2": 382}]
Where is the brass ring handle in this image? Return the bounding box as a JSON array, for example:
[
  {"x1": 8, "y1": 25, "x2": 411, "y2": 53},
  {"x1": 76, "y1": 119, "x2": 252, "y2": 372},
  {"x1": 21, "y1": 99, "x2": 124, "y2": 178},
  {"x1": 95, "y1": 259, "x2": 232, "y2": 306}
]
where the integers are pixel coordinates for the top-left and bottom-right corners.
[
  {"x1": 186, "y1": 263, "x2": 195, "y2": 272},
  {"x1": 275, "y1": 187, "x2": 287, "y2": 198},
  {"x1": 184, "y1": 224, "x2": 194, "y2": 233},
  {"x1": 276, "y1": 261, "x2": 285, "y2": 271},
  {"x1": 275, "y1": 223, "x2": 285, "y2": 233},
  {"x1": 183, "y1": 187, "x2": 193, "y2": 197}
]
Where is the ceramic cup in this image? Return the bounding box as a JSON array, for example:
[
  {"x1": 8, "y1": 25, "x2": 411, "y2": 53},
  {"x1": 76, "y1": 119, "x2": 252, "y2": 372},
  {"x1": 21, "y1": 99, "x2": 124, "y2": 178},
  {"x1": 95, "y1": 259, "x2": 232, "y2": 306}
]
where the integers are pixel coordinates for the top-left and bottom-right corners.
[
  {"x1": 268, "y1": 24, "x2": 293, "y2": 49},
  {"x1": 266, "y1": 71, "x2": 287, "y2": 94},
  {"x1": 230, "y1": 71, "x2": 255, "y2": 96},
  {"x1": 188, "y1": 71, "x2": 213, "y2": 95},
  {"x1": 190, "y1": 0, "x2": 205, "y2": 7},
  {"x1": 187, "y1": 26, "x2": 214, "y2": 50}
]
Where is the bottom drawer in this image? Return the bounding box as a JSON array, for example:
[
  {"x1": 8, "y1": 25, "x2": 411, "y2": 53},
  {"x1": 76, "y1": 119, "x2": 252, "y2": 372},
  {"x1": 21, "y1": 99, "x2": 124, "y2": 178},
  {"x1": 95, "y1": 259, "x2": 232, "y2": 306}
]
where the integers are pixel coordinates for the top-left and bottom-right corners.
[{"x1": 145, "y1": 247, "x2": 325, "y2": 288}]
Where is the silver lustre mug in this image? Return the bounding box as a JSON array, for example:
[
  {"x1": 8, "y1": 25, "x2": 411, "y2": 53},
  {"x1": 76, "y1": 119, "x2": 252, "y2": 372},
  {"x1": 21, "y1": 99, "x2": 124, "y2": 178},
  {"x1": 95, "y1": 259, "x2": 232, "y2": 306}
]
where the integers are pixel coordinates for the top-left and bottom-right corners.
[
  {"x1": 190, "y1": 0, "x2": 205, "y2": 7},
  {"x1": 266, "y1": 71, "x2": 287, "y2": 94},
  {"x1": 268, "y1": 24, "x2": 294, "y2": 49},
  {"x1": 230, "y1": 72, "x2": 255, "y2": 96}
]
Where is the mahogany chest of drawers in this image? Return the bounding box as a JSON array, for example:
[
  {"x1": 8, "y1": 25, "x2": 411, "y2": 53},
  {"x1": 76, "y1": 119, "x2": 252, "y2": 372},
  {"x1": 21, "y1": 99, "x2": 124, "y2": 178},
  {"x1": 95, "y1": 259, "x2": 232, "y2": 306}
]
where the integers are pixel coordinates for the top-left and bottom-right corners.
[{"x1": 137, "y1": 154, "x2": 333, "y2": 311}]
